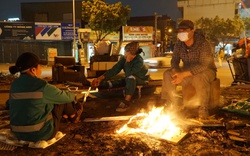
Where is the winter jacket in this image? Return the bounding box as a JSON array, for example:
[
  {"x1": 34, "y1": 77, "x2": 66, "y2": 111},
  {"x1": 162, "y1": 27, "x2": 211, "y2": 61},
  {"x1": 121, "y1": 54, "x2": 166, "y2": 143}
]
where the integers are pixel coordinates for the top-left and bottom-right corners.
[
  {"x1": 9, "y1": 74, "x2": 74, "y2": 142},
  {"x1": 103, "y1": 54, "x2": 149, "y2": 81}
]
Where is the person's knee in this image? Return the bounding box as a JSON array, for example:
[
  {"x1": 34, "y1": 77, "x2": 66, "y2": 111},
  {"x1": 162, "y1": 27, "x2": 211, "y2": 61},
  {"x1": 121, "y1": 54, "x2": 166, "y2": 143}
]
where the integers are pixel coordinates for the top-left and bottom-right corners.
[
  {"x1": 163, "y1": 69, "x2": 172, "y2": 81},
  {"x1": 126, "y1": 75, "x2": 136, "y2": 84}
]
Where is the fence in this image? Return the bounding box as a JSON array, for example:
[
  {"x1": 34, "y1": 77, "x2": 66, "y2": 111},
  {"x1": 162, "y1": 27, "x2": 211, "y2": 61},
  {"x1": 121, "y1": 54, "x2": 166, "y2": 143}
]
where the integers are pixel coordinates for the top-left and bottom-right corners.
[{"x1": 0, "y1": 40, "x2": 72, "y2": 63}]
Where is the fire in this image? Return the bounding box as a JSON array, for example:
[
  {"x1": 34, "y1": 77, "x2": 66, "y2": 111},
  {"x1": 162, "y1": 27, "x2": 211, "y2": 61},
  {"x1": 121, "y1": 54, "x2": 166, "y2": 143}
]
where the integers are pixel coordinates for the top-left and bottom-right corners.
[{"x1": 116, "y1": 106, "x2": 183, "y2": 140}]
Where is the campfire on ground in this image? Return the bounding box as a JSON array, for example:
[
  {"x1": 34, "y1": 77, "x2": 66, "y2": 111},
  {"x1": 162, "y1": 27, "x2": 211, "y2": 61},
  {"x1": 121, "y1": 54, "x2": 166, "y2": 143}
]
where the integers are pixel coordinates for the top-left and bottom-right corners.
[{"x1": 116, "y1": 106, "x2": 188, "y2": 144}]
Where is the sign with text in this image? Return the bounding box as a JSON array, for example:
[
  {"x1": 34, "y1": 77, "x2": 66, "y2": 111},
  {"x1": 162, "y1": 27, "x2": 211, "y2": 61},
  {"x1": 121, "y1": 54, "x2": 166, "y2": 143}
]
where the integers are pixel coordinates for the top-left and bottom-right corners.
[
  {"x1": 61, "y1": 23, "x2": 80, "y2": 40},
  {"x1": 35, "y1": 22, "x2": 61, "y2": 40},
  {"x1": 122, "y1": 26, "x2": 153, "y2": 41},
  {"x1": 0, "y1": 22, "x2": 34, "y2": 40},
  {"x1": 89, "y1": 31, "x2": 120, "y2": 42}
]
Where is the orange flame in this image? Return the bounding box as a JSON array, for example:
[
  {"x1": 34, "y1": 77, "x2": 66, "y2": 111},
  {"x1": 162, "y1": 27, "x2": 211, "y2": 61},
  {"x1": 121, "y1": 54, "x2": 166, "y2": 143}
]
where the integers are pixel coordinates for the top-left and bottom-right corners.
[{"x1": 116, "y1": 106, "x2": 182, "y2": 140}]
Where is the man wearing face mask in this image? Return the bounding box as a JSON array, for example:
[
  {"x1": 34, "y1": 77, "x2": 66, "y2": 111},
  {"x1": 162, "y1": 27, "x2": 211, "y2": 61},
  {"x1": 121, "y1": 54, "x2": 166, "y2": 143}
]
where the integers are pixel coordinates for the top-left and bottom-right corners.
[
  {"x1": 161, "y1": 20, "x2": 217, "y2": 119},
  {"x1": 6, "y1": 52, "x2": 83, "y2": 142},
  {"x1": 91, "y1": 41, "x2": 149, "y2": 112}
]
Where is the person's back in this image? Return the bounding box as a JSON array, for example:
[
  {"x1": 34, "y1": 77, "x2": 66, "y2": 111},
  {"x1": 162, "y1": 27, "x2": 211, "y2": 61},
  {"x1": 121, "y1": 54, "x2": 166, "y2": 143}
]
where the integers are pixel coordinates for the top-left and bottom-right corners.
[{"x1": 8, "y1": 52, "x2": 83, "y2": 142}]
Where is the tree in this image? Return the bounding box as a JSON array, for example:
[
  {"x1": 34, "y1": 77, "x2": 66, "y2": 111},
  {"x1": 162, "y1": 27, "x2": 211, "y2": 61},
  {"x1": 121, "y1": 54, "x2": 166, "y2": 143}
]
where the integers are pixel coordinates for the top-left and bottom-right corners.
[
  {"x1": 81, "y1": 0, "x2": 131, "y2": 42},
  {"x1": 195, "y1": 15, "x2": 245, "y2": 49},
  {"x1": 242, "y1": 17, "x2": 250, "y2": 37}
]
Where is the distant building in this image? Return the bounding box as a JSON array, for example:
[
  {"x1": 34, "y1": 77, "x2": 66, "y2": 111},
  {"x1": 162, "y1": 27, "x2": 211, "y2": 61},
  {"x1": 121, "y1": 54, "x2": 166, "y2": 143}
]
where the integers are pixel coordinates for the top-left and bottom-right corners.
[
  {"x1": 21, "y1": 1, "x2": 82, "y2": 24},
  {"x1": 177, "y1": 0, "x2": 240, "y2": 22}
]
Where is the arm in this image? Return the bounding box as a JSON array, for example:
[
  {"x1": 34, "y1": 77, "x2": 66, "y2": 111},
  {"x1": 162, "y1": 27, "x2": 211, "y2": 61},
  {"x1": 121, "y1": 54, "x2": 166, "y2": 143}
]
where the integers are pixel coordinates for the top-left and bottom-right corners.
[
  {"x1": 103, "y1": 56, "x2": 125, "y2": 78},
  {"x1": 124, "y1": 56, "x2": 144, "y2": 76},
  {"x1": 43, "y1": 83, "x2": 75, "y2": 104},
  {"x1": 171, "y1": 43, "x2": 182, "y2": 70},
  {"x1": 91, "y1": 56, "x2": 125, "y2": 87},
  {"x1": 189, "y1": 41, "x2": 213, "y2": 75}
]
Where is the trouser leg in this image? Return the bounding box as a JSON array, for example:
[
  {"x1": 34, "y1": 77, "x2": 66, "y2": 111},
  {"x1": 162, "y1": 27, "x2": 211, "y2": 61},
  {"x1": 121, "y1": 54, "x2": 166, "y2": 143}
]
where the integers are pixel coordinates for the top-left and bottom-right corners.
[
  {"x1": 99, "y1": 79, "x2": 126, "y2": 89},
  {"x1": 161, "y1": 69, "x2": 177, "y2": 104},
  {"x1": 190, "y1": 69, "x2": 216, "y2": 108},
  {"x1": 51, "y1": 102, "x2": 76, "y2": 138},
  {"x1": 124, "y1": 76, "x2": 136, "y2": 96},
  {"x1": 181, "y1": 69, "x2": 216, "y2": 108}
]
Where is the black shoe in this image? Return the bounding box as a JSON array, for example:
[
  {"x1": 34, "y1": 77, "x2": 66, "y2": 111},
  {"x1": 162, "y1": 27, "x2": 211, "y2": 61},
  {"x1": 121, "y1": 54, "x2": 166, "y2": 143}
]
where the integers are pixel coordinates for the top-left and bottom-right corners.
[{"x1": 116, "y1": 101, "x2": 131, "y2": 112}]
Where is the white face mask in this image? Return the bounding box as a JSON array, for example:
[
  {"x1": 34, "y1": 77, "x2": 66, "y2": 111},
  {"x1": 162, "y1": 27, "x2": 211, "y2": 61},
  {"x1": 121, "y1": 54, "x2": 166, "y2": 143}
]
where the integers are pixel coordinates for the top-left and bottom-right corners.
[{"x1": 177, "y1": 32, "x2": 189, "y2": 42}]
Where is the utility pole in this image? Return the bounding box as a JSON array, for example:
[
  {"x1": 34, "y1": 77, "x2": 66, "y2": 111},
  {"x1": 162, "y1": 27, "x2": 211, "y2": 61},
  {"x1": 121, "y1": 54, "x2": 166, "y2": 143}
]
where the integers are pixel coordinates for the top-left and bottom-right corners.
[
  {"x1": 72, "y1": 0, "x2": 81, "y2": 64},
  {"x1": 154, "y1": 12, "x2": 162, "y2": 57}
]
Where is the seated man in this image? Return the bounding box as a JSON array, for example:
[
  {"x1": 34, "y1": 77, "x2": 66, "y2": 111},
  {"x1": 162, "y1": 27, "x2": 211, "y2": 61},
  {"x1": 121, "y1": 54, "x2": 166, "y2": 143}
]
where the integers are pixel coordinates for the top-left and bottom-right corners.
[
  {"x1": 91, "y1": 41, "x2": 149, "y2": 112},
  {"x1": 6, "y1": 52, "x2": 83, "y2": 142},
  {"x1": 161, "y1": 20, "x2": 217, "y2": 118}
]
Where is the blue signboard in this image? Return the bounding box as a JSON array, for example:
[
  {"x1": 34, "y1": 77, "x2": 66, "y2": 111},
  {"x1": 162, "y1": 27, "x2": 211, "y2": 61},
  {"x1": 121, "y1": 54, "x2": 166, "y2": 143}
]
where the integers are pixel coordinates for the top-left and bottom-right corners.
[
  {"x1": 0, "y1": 22, "x2": 35, "y2": 40},
  {"x1": 61, "y1": 23, "x2": 80, "y2": 40}
]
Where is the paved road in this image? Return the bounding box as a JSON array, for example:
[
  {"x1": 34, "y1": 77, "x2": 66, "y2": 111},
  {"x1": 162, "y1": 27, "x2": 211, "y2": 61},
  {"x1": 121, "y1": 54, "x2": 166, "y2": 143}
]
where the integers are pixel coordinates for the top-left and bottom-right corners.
[{"x1": 0, "y1": 60, "x2": 234, "y2": 86}]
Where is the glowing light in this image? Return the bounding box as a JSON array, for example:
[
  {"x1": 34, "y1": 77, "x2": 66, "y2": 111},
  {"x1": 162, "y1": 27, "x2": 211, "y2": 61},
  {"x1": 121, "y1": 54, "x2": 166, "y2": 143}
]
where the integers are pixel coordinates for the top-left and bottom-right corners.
[{"x1": 116, "y1": 106, "x2": 182, "y2": 140}]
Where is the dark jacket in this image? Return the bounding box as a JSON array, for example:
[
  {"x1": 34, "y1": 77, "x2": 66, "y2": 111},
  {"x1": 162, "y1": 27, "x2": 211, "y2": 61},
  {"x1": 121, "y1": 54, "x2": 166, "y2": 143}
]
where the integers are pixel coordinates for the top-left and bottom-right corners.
[
  {"x1": 103, "y1": 54, "x2": 149, "y2": 81},
  {"x1": 171, "y1": 32, "x2": 217, "y2": 75},
  {"x1": 9, "y1": 74, "x2": 74, "y2": 142}
]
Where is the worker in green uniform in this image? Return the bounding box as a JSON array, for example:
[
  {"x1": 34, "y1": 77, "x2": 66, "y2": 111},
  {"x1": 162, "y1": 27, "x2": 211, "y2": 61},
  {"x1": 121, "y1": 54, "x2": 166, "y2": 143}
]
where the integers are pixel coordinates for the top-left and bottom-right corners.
[
  {"x1": 91, "y1": 41, "x2": 149, "y2": 112},
  {"x1": 6, "y1": 52, "x2": 83, "y2": 142}
]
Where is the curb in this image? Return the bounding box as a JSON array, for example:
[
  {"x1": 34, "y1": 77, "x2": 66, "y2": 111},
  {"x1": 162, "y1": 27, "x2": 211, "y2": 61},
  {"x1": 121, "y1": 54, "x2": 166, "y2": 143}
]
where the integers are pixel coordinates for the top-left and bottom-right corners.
[{"x1": 0, "y1": 90, "x2": 9, "y2": 93}]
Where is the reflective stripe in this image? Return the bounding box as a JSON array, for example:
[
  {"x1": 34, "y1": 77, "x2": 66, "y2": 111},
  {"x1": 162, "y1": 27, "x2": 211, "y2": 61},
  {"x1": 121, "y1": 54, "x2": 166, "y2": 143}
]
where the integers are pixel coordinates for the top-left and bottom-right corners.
[
  {"x1": 10, "y1": 92, "x2": 43, "y2": 99},
  {"x1": 107, "y1": 80, "x2": 113, "y2": 88},
  {"x1": 127, "y1": 75, "x2": 136, "y2": 79},
  {"x1": 11, "y1": 113, "x2": 53, "y2": 133}
]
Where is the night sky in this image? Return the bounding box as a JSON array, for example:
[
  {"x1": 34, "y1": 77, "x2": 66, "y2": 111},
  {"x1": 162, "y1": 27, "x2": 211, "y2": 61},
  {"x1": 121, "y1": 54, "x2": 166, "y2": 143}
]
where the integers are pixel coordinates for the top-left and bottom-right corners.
[{"x1": 0, "y1": 0, "x2": 181, "y2": 21}]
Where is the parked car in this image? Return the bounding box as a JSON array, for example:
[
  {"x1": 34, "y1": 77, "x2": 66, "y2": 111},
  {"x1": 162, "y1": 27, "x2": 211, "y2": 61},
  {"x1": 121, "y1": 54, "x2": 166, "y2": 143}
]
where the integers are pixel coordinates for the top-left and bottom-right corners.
[{"x1": 144, "y1": 56, "x2": 172, "y2": 68}]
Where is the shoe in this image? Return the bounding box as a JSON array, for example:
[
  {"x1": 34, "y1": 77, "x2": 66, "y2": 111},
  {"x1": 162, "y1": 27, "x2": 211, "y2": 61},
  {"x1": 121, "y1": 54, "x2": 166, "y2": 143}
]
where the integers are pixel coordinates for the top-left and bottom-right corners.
[
  {"x1": 198, "y1": 106, "x2": 209, "y2": 120},
  {"x1": 71, "y1": 102, "x2": 83, "y2": 123},
  {"x1": 116, "y1": 101, "x2": 130, "y2": 112}
]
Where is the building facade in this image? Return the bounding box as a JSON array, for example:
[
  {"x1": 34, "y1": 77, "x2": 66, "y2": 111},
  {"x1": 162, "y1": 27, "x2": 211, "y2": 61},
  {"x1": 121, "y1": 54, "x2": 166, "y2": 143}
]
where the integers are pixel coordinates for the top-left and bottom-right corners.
[{"x1": 177, "y1": 0, "x2": 240, "y2": 22}]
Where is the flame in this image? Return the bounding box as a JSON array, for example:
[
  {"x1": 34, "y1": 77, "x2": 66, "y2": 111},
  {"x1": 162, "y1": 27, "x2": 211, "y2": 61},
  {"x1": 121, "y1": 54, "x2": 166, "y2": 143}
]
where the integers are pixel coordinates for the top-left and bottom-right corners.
[{"x1": 116, "y1": 106, "x2": 182, "y2": 140}]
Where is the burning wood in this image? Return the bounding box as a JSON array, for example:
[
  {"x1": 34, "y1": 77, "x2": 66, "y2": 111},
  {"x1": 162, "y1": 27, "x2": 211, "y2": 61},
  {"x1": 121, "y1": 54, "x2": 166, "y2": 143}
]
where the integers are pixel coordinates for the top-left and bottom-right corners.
[{"x1": 116, "y1": 106, "x2": 188, "y2": 144}]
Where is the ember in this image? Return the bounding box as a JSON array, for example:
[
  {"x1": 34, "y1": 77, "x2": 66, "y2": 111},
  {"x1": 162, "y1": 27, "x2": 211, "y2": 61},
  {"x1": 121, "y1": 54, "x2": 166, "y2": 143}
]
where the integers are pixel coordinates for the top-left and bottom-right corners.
[{"x1": 116, "y1": 106, "x2": 187, "y2": 143}]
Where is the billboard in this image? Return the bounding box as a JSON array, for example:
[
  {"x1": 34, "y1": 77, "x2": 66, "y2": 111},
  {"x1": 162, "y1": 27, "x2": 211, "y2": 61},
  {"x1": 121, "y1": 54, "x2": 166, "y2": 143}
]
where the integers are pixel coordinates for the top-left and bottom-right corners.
[
  {"x1": 35, "y1": 22, "x2": 62, "y2": 40},
  {"x1": 122, "y1": 26, "x2": 154, "y2": 41},
  {"x1": 0, "y1": 22, "x2": 35, "y2": 40},
  {"x1": 89, "y1": 31, "x2": 120, "y2": 42}
]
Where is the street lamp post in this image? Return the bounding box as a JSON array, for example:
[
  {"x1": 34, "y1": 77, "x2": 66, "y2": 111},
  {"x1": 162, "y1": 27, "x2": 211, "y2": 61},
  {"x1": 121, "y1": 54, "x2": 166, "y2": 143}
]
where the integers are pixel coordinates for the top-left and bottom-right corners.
[
  {"x1": 154, "y1": 12, "x2": 162, "y2": 57},
  {"x1": 72, "y1": 0, "x2": 81, "y2": 64}
]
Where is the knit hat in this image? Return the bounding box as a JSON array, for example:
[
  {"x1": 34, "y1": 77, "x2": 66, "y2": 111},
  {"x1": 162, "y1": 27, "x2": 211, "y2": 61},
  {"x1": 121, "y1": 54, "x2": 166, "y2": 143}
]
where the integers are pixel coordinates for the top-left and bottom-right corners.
[
  {"x1": 124, "y1": 41, "x2": 139, "y2": 55},
  {"x1": 9, "y1": 52, "x2": 47, "y2": 74},
  {"x1": 178, "y1": 20, "x2": 194, "y2": 30}
]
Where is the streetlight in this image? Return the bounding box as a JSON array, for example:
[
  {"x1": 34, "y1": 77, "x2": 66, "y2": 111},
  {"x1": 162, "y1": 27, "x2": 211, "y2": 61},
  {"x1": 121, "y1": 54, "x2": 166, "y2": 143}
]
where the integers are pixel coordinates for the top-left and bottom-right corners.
[
  {"x1": 154, "y1": 12, "x2": 162, "y2": 57},
  {"x1": 72, "y1": 0, "x2": 81, "y2": 64}
]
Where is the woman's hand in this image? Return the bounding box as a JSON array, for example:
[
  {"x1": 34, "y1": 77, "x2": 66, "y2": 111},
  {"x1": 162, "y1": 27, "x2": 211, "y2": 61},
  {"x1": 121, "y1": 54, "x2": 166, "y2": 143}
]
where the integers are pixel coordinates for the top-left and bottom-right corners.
[{"x1": 91, "y1": 75, "x2": 105, "y2": 87}]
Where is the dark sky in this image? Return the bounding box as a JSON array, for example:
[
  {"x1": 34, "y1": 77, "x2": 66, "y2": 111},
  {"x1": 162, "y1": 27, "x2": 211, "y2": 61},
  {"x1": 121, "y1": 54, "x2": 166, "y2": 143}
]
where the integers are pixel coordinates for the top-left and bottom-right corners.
[{"x1": 0, "y1": 0, "x2": 181, "y2": 21}]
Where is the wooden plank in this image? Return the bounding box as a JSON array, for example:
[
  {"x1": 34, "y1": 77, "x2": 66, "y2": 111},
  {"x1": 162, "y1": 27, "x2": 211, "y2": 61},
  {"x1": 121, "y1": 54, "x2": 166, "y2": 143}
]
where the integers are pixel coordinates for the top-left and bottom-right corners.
[
  {"x1": 136, "y1": 131, "x2": 189, "y2": 145},
  {"x1": 229, "y1": 135, "x2": 247, "y2": 142},
  {"x1": 83, "y1": 116, "x2": 133, "y2": 122},
  {"x1": 227, "y1": 130, "x2": 240, "y2": 136}
]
